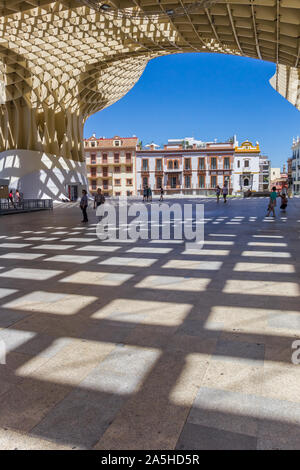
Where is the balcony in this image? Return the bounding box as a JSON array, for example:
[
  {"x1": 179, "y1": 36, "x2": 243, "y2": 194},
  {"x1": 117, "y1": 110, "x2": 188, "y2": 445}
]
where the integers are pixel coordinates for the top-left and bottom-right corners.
[
  {"x1": 165, "y1": 167, "x2": 182, "y2": 173},
  {"x1": 166, "y1": 185, "x2": 181, "y2": 190}
]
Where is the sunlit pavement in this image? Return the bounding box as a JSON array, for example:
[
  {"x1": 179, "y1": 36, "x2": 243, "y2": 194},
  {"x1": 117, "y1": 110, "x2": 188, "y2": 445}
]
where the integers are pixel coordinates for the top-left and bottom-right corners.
[{"x1": 0, "y1": 197, "x2": 300, "y2": 450}]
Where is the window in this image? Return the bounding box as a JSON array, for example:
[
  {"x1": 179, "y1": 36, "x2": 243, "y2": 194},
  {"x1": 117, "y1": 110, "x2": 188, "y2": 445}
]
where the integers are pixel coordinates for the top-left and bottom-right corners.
[
  {"x1": 115, "y1": 166, "x2": 120, "y2": 173},
  {"x1": 211, "y1": 157, "x2": 217, "y2": 170},
  {"x1": 91, "y1": 154, "x2": 96, "y2": 164},
  {"x1": 185, "y1": 175, "x2": 191, "y2": 188},
  {"x1": 142, "y1": 177, "x2": 148, "y2": 187},
  {"x1": 126, "y1": 179, "x2": 132, "y2": 186},
  {"x1": 168, "y1": 160, "x2": 173, "y2": 170},
  {"x1": 127, "y1": 191, "x2": 132, "y2": 196},
  {"x1": 126, "y1": 153, "x2": 131, "y2": 161},
  {"x1": 142, "y1": 159, "x2": 148, "y2": 171},
  {"x1": 126, "y1": 166, "x2": 132, "y2": 172},
  {"x1": 102, "y1": 153, "x2": 107, "y2": 163},
  {"x1": 199, "y1": 175, "x2": 205, "y2": 188},
  {"x1": 224, "y1": 157, "x2": 230, "y2": 169},
  {"x1": 114, "y1": 140, "x2": 120, "y2": 147},
  {"x1": 114, "y1": 179, "x2": 121, "y2": 186},
  {"x1": 244, "y1": 160, "x2": 249, "y2": 167},
  {"x1": 174, "y1": 160, "x2": 179, "y2": 169},
  {"x1": 91, "y1": 141, "x2": 95, "y2": 147},
  {"x1": 91, "y1": 180, "x2": 97, "y2": 190},
  {"x1": 156, "y1": 176, "x2": 162, "y2": 188},
  {"x1": 114, "y1": 153, "x2": 119, "y2": 163},
  {"x1": 90, "y1": 167, "x2": 96, "y2": 177},
  {"x1": 211, "y1": 175, "x2": 217, "y2": 188},
  {"x1": 184, "y1": 158, "x2": 191, "y2": 170},
  {"x1": 102, "y1": 167, "x2": 108, "y2": 177},
  {"x1": 115, "y1": 191, "x2": 121, "y2": 196},
  {"x1": 237, "y1": 160, "x2": 240, "y2": 168},
  {"x1": 244, "y1": 178, "x2": 249, "y2": 186},
  {"x1": 156, "y1": 159, "x2": 162, "y2": 171},
  {"x1": 103, "y1": 180, "x2": 108, "y2": 189},
  {"x1": 199, "y1": 158, "x2": 205, "y2": 170}
]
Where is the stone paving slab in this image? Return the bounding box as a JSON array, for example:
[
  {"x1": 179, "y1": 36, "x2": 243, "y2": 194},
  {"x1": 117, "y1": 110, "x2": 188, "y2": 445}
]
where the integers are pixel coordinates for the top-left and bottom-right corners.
[{"x1": 0, "y1": 198, "x2": 299, "y2": 449}]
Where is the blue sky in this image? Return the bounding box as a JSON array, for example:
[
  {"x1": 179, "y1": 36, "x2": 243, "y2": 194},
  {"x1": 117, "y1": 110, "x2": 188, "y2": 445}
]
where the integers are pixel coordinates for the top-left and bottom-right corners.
[{"x1": 84, "y1": 53, "x2": 300, "y2": 168}]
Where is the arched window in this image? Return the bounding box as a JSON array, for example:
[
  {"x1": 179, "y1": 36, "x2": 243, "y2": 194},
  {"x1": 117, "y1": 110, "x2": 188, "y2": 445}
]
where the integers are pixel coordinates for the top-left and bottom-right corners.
[
  {"x1": 244, "y1": 178, "x2": 249, "y2": 186},
  {"x1": 168, "y1": 160, "x2": 173, "y2": 169},
  {"x1": 174, "y1": 160, "x2": 179, "y2": 169}
]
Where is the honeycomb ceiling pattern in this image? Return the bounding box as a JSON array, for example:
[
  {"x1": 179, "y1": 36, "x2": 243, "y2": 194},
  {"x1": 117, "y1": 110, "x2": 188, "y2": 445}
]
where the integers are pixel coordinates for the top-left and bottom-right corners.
[{"x1": 0, "y1": 0, "x2": 299, "y2": 161}]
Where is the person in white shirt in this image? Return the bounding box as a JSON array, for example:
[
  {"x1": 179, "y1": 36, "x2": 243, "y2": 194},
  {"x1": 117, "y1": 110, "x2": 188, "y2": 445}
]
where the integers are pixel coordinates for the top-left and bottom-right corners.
[{"x1": 222, "y1": 183, "x2": 229, "y2": 203}]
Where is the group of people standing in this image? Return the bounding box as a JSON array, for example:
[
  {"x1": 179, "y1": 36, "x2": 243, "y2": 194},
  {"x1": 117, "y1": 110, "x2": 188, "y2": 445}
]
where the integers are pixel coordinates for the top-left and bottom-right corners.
[
  {"x1": 80, "y1": 187, "x2": 105, "y2": 223},
  {"x1": 142, "y1": 185, "x2": 165, "y2": 202}
]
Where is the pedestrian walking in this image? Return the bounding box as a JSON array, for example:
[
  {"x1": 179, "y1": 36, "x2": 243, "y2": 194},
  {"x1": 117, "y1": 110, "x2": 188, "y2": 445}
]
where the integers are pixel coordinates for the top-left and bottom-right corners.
[
  {"x1": 279, "y1": 191, "x2": 288, "y2": 212},
  {"x1": 148, "y1": 186, "x2": 152, "y2": 202},
  {"x1": 159, "y1": 186, "x2": 164, "y2": 202},
  {"x1": 80, "y1": 189, "x2": 88, "y2": 222},
  {"x1": 15, "y1": 189, "x2": 21, "y2": 207},
  {"x1": 8, "y1": 189, "x2": 15, "y2": 208},
  {"x1": 222, "y1": 183, "x2": 228, "y2": 203},
  {"x1": 143, "y1": 185, "x2": 148, "y2": 202},
  {"x1": 266, "y1": 186, "x2": 278, "y2": 218},
  {"x1": 216, "y1": 185, "x2": 221, "y2": 203},
  {"x1": 94, "y1": 188, "x2": 105, "y2": 221}
]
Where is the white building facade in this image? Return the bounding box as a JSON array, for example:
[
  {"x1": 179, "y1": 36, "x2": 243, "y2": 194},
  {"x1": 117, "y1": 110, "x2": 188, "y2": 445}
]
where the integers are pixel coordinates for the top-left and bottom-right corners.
[
  {"x1": 291, "y1": 137, "x2": 300, "y2": 194},
  {"x1": 232, "y1": 141, "x2": 264, "y2": 195},
  {"x1": 136, "y1": 141, "x2": 235, "y2": 196}
]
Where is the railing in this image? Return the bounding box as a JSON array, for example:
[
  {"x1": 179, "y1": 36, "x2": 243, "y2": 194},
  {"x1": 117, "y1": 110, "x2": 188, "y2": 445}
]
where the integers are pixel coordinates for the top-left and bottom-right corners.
[{"x1": 0, "y1": 199, "x2": 53, "y2": 214}]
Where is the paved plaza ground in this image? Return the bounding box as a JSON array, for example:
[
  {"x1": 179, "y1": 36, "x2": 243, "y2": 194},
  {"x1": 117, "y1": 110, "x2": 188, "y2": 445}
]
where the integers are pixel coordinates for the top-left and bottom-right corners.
[{"x1": 0, "y1": 196, "x2": 299, "y2": 450}]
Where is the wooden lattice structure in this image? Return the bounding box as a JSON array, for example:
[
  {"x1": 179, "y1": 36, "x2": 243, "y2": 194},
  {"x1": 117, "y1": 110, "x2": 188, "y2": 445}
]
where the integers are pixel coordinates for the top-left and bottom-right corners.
[{"x1": 0, "y1": 0, "x2": 299, "y2": 161}]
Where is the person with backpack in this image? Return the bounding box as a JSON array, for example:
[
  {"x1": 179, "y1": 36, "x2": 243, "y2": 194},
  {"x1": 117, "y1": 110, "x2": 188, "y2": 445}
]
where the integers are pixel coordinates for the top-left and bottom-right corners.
[{"x1": 80, "y1": 189, "x2": 88, "y2": 223}]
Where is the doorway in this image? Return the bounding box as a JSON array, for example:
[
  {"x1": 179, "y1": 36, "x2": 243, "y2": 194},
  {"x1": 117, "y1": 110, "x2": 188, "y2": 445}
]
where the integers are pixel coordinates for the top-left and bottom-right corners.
[{"x1": 68, "y1": 185, "x2": 78, "y2": 201}]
